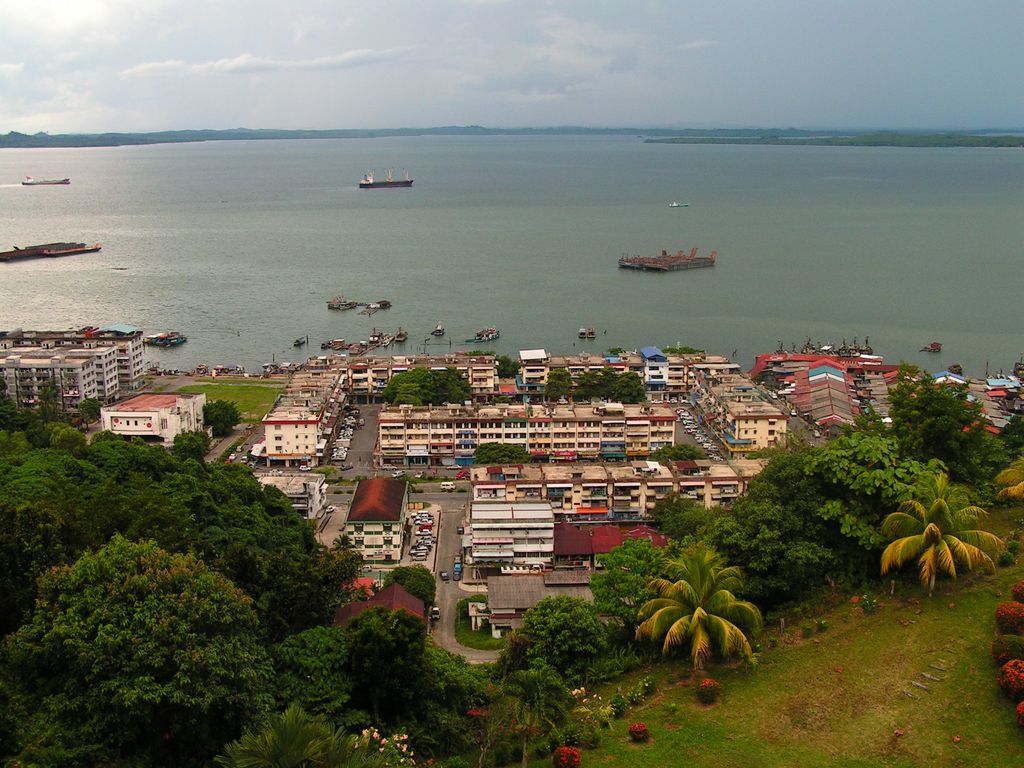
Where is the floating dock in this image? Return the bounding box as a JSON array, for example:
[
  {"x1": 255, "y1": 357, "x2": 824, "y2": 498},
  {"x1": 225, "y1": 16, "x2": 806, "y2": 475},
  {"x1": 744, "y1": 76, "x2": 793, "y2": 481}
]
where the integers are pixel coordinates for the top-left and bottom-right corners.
[{"x1": 618, "y1": 247, "x2": 716, "y2": 272}]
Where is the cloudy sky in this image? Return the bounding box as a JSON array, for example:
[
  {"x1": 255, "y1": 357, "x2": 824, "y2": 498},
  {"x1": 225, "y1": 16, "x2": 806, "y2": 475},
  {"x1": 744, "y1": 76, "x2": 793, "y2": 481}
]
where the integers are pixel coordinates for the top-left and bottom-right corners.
[{"x1": 1, "y1": 0, "x2": 1020, "y2": 133}]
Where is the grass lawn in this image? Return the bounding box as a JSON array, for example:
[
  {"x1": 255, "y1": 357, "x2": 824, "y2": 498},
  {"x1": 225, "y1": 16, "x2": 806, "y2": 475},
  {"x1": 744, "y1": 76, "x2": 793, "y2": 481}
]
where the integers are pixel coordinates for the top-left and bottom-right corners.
[
  {"x1": 529, "y1": 511, "x2": 1024, "y2": 768},
  {"x1": 175, "y1": 380, "x2": 284, "y2": 422},
  {"x1": 456, "y1": 597, "x2": 507, "y2": 652}
]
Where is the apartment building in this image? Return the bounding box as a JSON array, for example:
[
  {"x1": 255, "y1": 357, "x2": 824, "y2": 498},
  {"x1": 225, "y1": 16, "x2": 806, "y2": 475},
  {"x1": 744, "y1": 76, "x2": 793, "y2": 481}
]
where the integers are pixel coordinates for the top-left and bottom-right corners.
[
  {"x1": 470, "y1": 459, "x2": 765, "y2": 518},
  {"x1": 344, "y1": 478, "x2": 408, "y2": 565},
  {"x1": 0, "y1": 345, "x2": 120, "y2": 410},
  {"x1": 100, "y1": 392, "x2": 205, "y2": 442},
  {"x1": 334, "y1": 354, "x2": 500, "y2": 402},
  {"x1": 258, "y1": 473, "x2": 328, "y2": 519},
  {"x1": 470, "y1": 502, "x2": 555, "y2": 568},
  {"x1": 376, "y1": 401, "x2": 676, "y2": 467},
  {"x1": 692, "y1": 372, "x2": 788, "y2": 457},
  {"x1": 262, "y1": 370, "x2": 341, "y2": 466}
]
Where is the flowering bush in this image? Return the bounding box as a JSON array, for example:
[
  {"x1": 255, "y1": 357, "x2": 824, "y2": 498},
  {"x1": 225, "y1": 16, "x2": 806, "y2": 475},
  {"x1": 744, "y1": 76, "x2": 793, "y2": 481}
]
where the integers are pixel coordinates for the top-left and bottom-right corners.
[
  {"x1": 609, "y1": 694, "x2": 628, "y2": 718},
  {"x1": 1018, "y1": 701, "x2": 1024, "y2": 728},
  {"x1": 552, "y1": 745, "x2": 581, "y2": 768},
  {"x1": 996, "y1": 602, "x2": 1024, "y2": 634},
  {"x1": 696, "y1": 678, "x2": 721, "y2": 704},
  {"x1": 628, "y1": 722, "x2": 649, "y2": 742},
  {"x1": 1011, "y1": 579, "x2": 1024, "y2": 603},
  {"x1": 992, "y1": 635, "x2": 1024, "y2": 666},
  {"x1": 998, "y1": 659, "x2": 1024, "y2": 702},
  {"x1": 352, "y1": 729, "x2": 416, "y2": 766}
]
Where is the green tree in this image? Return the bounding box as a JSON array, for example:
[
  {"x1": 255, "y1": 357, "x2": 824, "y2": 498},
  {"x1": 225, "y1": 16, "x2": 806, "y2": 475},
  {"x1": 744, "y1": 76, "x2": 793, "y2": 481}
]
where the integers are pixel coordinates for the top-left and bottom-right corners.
[
  {"x1": 432, "y1": 368, "x2": 472, "y2": 404},
  {"x1": 519, "y1": 596, "x2": 606, "y2": 683},
  {"x1": 1000, "y1": 416, "x2": 1024, "y2": 457},
  {"x1": 649, "y1": 444, "x2": 705, "y2": 463},
  {"x1": 495, "y1": 354, "x2": 519, "y2": 378},
  {"x1": 272, "y1": 627, "x2": 363, "y2": 728},
  {"x1": 216, "y1": 702, "x2": 381, "y2": 768},
  {"x1": 880, "y1": 471, "x2": 1003, "y2": 595},
  {"x1": 503, "y1": 666, "x2": 571, "y2": 768},
  {"x1": 590, "y1": 539, "x2": 666, "y2": 631},
  {"x1": 636, "y1": 547, "x2": 762, "y2": 671},
  {"x1": 474, "y1": 442, "x2": 531, "y2": 464},
  {"x1": 573, "y1": 370, "x2": 605, "y2": 402},
  {"x1": 382, "y1": 368, "x2": 470, "y2": 406},
  {"x1": 888, "y1": 364, "x2": 1007, "y2": 484},
  {"x1": 45, "y1": 422, "x2": 87, "y2": 457},
  {"x1": 544, "y1": 369, "x2": 573, "y2": 402},
  {"x1": 77, "y1": 397, "x2": 101, "y2": 425},
  {"x1": 384, "y1": 564, "x2": 437, "y2": 606},
  {"x1": 649, "y1": 493, "x2": 712, "y2": 541},
  {"x1": 173, "y1": 429, "x2": 211, "y2": 461},
  {"x1": 344, "y1": 607, "x2": 425, "y2": 723},
  {"x1": 4, "y1": 535, "x2": 271, "y2": 767},
  {"x1": 996, "y1": 456, "x2": 1024, "y2": 500},
  {"x1": 611, "y1": 371, "x2": 646, "y2": 403},
  {"x1": 205, "y1": 399, "x2": 243, "y2": 437}
]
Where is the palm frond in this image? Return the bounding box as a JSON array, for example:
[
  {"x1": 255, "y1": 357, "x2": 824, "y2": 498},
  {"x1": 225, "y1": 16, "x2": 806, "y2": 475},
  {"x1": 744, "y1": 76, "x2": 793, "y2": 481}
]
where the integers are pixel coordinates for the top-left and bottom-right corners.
[
  {"x1": 881, "y1": 511, "x2": 924, "y2": 538},
  {"x1": 881, "y1": 534, "x2": 927, "y2": 574}
]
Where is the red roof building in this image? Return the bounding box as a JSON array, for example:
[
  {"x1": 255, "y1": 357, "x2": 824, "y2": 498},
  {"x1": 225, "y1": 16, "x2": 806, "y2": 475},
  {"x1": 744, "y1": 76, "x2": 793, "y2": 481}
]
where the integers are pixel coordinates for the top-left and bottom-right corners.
[
  {"x1": 332, "y1": 582, "x2": 425, "y2": 626},
  {"x1": 347, "y1": 477, "x2": 408, "y2": 522}
]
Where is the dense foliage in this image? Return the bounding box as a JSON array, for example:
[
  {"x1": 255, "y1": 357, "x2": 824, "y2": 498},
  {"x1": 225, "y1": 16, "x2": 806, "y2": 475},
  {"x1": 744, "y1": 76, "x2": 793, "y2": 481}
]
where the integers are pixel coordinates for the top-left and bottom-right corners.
[
  {"x1": 204, "y1": 398, "x2": 243, "y2": 436},
  {"x1": 572, "y1": 367, "x2": 646, "y2": 403},
  {"x1": 475, "y1": 442, "x2": 531, "y2": 464},
  {"x1": 517, "y1": 597, "x2": 607, "y2": 683},
  {"x1": 384, "y1": 564, "x2": 438, "y2": 606},
  {"x1": 382, "y1": 367, "x2": 471, "y2": 406}
]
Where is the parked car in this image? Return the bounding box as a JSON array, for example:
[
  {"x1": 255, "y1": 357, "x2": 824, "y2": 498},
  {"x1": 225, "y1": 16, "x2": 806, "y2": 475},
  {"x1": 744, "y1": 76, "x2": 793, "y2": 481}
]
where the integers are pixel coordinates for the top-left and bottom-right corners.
[
  {"x1": 430, "y1": 606, "x2": 441, "y2": 620},
  {"x1": 453, "y1": 571, "x2": 462, "y2": 582},
  {"x1": 456, "y1": 526, "x2": 464, "y2": 535},
  {"x1": 339, "y1": 464, "x2": 353, "y2": 471},
  {"x1": 455, "y1": 469, "x2": 470, "y2": 480},
  {"x1": 439, "y1": 571, "x2": 450, "y2": 581}
]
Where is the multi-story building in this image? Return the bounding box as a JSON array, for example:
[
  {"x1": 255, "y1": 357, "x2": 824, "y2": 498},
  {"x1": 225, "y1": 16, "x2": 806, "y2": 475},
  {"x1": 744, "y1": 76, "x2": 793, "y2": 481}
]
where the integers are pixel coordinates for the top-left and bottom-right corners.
[
  {"x1": 344, "y1": 478, "x2": 408, "y2": 565},
  {"x1": 258, "y1": 473, "x2": 328, "y2": 519},
  {"x1": 377, "y1": 401, "x2": 676, "y2": 468},
  {"x1": 692, "y1": 372, "x2": 788, "y2": 457},
  {"x1": 0, "y1": 345, "x2": 120, "y2": 410},
  {"x1": 261, "y1": 370, "x2": 341, "y2": 466},
  {"x1": 470, "y1": 458, "x2": 765, "y2": 518},
  {"x1": 100, "y1": 392, "x2": 205, "y2": 442},
  {"x1": 333, "y1": 354, "x2": 500, "y2": 403},
  {"x1": 0, "y1": 324, "x2": 147, "y2": 394},
  {"x1": 470, "y1": 502, "x2": 555, "y2": 568}
]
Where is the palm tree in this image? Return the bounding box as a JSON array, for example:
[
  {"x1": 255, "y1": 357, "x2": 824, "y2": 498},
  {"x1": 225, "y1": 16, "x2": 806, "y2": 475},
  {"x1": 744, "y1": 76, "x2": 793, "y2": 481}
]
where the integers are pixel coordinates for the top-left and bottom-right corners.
[
  {"x1": 880, "y1": 471, "x2": 1003, "y2": 595},
  {"x1": 215, "y1": 703, "x2": 379, "y2": 768},
  {"x1": 996, "y1": 457, "x2": 1024, "y2": 500},
  {"x1": 635, "y1": 547, "x2": 762, "y2": 672},
  {"x1": 503, "y1": 666, "x2": 571, "y2": 768}
]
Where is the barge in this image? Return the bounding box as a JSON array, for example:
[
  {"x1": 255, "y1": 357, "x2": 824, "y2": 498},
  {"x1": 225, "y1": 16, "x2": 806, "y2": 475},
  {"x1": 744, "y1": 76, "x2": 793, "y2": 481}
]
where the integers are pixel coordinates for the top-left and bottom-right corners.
[
  {"x1": 618, "y1": 247, "x2": 716, "y2": 272},
  {"x1": 0, "y1": 242, "x2": 100, "y2": 262}
]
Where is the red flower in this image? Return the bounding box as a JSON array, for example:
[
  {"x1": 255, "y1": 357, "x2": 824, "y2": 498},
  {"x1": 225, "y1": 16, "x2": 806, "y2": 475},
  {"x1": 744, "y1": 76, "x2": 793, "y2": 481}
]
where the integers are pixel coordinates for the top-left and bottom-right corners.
[
  {"x1": 996, "y1": 602, "x2": 1024, "y2": 634},
  {"x1": 696, "y1": 678, "x2": 721, "y2": 704},
  {"x1": 1011, "y1": 579, "x2": 1024, "y2": 604},
  {"x1": 1017, "y1": 700, "x2": 1024, "y2": 728},
  {"x1": 998, "y1": 659, "x2": 1024, "y2": 702},
  {"x1": 553, "y1": 745, "x2": 581, "y2": 768},
  {"x1": 628, "y1": 722, "x2": 649, "y2": 742}
]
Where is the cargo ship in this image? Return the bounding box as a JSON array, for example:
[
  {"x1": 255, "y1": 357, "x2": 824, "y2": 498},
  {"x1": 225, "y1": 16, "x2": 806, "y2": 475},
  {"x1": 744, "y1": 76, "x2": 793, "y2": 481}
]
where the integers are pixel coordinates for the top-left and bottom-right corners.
[
  {"x1": 22, "y1": 176, "x2": 70, "y2": 186},
  {"x1": 359, "y1": 169, "x2": 413, "y2": 188},
  {"x1": 0, "y1": 242, "x2": 101, "y2": 262},
  {"x1": 618, "y1": 247, "x2": 716, "y2": 272}
]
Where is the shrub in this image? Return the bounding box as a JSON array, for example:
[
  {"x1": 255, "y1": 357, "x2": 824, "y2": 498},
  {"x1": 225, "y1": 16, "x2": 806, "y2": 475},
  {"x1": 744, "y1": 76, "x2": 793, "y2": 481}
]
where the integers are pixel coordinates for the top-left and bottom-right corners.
[
  {"x1": 816, "y1": 618, "x2": 829, "y2": 633},
  {"x1": 628, "y1": 722, "x2": 649, "y2": 743},
  {"x1": 999, "y1": 551, "x2": 1015, "y2": 567},
  {"x1": 1012, "y1": 579, "x2": 1024, "y2": 604},
  {"x1": 1009, "y1": 540, "x2": 1022, "y2": 557},
  {"x1": 559, "y1": 721, "x2": 600, "y2": 749},
  {"x1": 996, "y1": 602, "x2": 1024, "y2": 634},
  {"x1": 553, "y1": 746, "x2": 581, "y2": 768},
  {"x1": 860, "y1": 594, "x2": 879, "y2": 615},
  {"x1": 998, "y1": 659, "x2": 1024, "y2": 702},
  {"x1": 609, "y1": 694, "x2": 628, "y2": 718},
  {"x1": 992, "y1": 635, "x2": 1024, "y2": 666},
  {"x1": 638, "y1": 675, "x2": 657, "y2": 696},
  {"x1": 696, "y1": 678, "x2": 721, "y2": 704},
  {"x1": 626, "y1": 687, "x2": 643, "y2": 705},
  {"x1": 1018, "y1": 701, "x2": 1024, "y2": 729},
  {"x1": 801, "y1": 622, "x2": 814, "y2": 639}
]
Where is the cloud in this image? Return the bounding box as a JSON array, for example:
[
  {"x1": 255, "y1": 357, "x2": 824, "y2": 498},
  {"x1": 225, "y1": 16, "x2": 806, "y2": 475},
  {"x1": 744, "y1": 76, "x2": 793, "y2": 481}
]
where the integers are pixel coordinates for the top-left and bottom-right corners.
[
  {"x1": 0, "y1": 62, "x2": 24, "y2": 78},
  {"x1": 121, "y1": 47, "x2": 413, "y2": 78},
  {"x1": 676, "y1": 40, "x2": 720, "y2": 52}
]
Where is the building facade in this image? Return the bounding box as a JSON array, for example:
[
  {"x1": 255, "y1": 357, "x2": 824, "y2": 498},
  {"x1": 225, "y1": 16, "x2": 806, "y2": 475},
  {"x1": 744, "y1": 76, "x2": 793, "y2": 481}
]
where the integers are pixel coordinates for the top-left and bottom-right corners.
[
  {"x1": 344, "y1": 478, "x2": 408, "y2": 565},
  {"x1": 261, "y1": 370, "x2": 342, "y2": 466},
  {"x1": 469, "y1": 502, "x2": 555, "y2": 568},
  {"x1": 692, "y1": 371, "x2": 788, "y2": 457},
  {"x1": 100, "y1": 392, "x2": 206, "y2": 442},
  {"x1": 333, "y1": 354, "x2": 500, "y2": 403},
  {"x1": 258, "y1": 473, "x2": 328, "y2": 519},
  {"x1": 1, "y1": 345, "x2": 120, "y2": 411}
]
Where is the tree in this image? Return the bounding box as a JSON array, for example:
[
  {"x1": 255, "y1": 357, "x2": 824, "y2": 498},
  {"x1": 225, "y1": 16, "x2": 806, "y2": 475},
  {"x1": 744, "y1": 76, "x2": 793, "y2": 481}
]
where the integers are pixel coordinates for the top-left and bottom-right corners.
[
  {"x1": 519, "y1": 596, "x2": 606, "y2": 683},
  {"x1": 3, "y1": 535, "x2": 271, "y2": 767},
  {"x1": 590, "y1": 539, "x2": 666, "y2": 631},
  {"x1": 45, "y1": 422, "x2": 87, "y2": 457},
  {"x1": 382, "y1": 368, "x2": 470, "y2": 406},
  {"x1": 205, "y1": 399, "x2": 242, "y2": 437},
  {"x1": 344, "y1": 607, "x2": 425, "y2": 723},
  {"x1": 649, "y1": 444, "x2": 705, "y2": 463},
  {"x1": 997, "y1": 456, "x2": 1024, "y2": 500},
  {"x1": 503, "y1": 666, "x2": 571, "y2": 768},
  {"x1": 384, "y1": 564, "x2": 437, "y2": 606},
  {"x1": 544, "y1": 369, "x2": 573, "y2": 402},
  {"x1": 474, "y1": 442, "x2": 530, "y2": 465},
  {"x1": 77, "y1": 397, "x2": 101, "y2": 425},
  {"x1": 173, "y1": 429, "x2": 211, "y2": 461},
  {"x1": 1000, "y1": 417, "x2": 1024, "y2": 457},
  {"x1": 649, "y1": 493, "x2": 712, "y2": 541},
  {"x1": 495, "y1": 354, "x2": 519, "y2": 379},
  {"x1": 611, "y1": 371, "x2": 646, "y2": 404},
  {"x1": 880, "y1": 471, "x2": 1003, "y2": 595},
  {"x1": 216, "y1": 702, "x2": 382, "y2": 768},
  {"x1": 636, "y1": 547, "x2": 762, "y2": 671},
  {"x1": 888, "y1": 364, "x2": 1007, "y2": 484},
  {"x1": 271, "y1": 627, "x2": 363, "y2": 728},
  {"x1": 432, "y1": 368, "x2": 472, "y2": 405}
]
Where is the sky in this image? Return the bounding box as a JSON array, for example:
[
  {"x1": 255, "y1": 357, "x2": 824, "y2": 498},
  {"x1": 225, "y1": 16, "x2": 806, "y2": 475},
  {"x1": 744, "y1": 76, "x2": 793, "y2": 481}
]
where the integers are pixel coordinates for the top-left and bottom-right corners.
[{"x1": 0, "y1": 0, "x2": 1021, "y2": 133}]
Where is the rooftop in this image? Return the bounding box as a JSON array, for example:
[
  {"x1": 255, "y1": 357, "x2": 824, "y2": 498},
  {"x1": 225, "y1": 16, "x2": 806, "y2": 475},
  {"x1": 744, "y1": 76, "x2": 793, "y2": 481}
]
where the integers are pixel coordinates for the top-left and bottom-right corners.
[
  {"x1": 347, "y1": 478, "x2": 408, "y2": 522},
  {"x1": 333, "y1": 583, "x2": 425, "y2": 626}
]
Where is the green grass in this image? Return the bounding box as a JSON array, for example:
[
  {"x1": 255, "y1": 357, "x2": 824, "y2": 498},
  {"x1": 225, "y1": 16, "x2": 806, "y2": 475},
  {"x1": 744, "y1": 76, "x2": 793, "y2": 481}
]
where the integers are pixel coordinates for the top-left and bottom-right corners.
[
  {"x1": 526, "y1": 510, "x2": 1024, "y2": 768},
  {"x1": 175, "y1": 381, "x2": 284, "y2": 422},
  {"x1": 455, "y1": 597, "x2": 507, "y2": 651}
]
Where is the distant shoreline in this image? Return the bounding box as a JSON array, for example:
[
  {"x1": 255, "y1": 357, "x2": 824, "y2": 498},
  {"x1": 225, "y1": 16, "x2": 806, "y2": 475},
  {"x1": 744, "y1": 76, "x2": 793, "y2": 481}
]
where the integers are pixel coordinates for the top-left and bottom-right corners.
[{"x1": 2, "y1": 126, "x2": 1022, "y2": 150}]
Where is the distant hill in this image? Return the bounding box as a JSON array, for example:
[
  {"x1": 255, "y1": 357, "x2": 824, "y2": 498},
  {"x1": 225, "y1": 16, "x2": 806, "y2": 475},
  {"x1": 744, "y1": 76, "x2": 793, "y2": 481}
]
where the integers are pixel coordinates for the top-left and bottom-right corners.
[{"x1": 1, "y1": 126, "x2": 1021, "y2": 149}]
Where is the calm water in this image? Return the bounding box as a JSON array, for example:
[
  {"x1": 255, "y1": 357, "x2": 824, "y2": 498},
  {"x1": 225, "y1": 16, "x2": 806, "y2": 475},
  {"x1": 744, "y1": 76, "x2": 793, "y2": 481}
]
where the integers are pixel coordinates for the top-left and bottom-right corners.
[{"x1": 1, "y1": 136, "x2": 1021, "y2": 375}]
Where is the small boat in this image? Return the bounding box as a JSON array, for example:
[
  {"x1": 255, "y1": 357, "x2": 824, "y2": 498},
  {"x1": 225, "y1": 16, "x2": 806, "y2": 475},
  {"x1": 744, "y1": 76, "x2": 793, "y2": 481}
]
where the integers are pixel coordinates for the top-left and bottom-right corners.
[
  {"x1": 327, "y1": 294, "x2": 355, "y2": 310},
  {"x1": 466, "y1": 327, "x2": 500, "y2": 343},
  {"x1": 377, "y1": 300, "x2": 392, "y2": 309},
  {"x1": 360, "y1": 303, "x2": 380, "y2": 316},
  {"x1": 432, "y1": 323, "x2": 445, "y2": 337},
  {"x1": 294, "y1": 336, "x2": 307, "y2": 348},
  {"x1": 578, "y1": 327, "x2": 596, "y2": 339},
  {"x1": 22, "y1": 176, "x2": 70, "y2": 186},
  {"x1": 920, "y1": 342, "x2": 942, "y2": 353},
  {"x1": 395, "y1": 328, "x2": 408, "y2": 342},
  {"x1": 143, "y1": 332, "x2": 187, "y2": 347},
  {"x1": 668, "y1": 201, "x2": 689, "y2": 208}
]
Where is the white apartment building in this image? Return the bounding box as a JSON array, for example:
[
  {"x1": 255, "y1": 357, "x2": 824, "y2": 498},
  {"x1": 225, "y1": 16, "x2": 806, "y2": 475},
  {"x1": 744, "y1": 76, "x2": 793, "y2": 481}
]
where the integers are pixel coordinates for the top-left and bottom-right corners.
[
  {"x1": 258, "y1": 473, "x2": 328, "y2": 519},
  {"x1": 470, "y1": 502, "x2": 555, "y2": 568},
  {"x1": 1, "y1": 345, "x2": 120, "y2": 410},
  {"x1": 694, "y1": 373, "x2": 788, "y2": 457},
  {"x1": 334, "y1": 354, "x2": 500, "y2": 402},
  {"x1": 101, "y1": 392, "x2": 205, "y2": 442},
  {"x1": 261, "y1": 371, "x2": 339, "y2": 466}
]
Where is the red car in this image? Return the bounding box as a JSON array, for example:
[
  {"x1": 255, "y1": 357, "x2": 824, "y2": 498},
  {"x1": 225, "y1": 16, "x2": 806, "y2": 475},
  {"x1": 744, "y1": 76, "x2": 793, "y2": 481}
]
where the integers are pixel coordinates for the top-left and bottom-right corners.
[{"x1": 455, "y1": 469, "x2": 470, "y2": 480}]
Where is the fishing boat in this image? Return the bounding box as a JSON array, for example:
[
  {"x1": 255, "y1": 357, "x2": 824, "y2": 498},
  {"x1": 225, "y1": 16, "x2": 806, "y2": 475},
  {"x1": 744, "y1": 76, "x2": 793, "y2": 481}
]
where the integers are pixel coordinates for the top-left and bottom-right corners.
[
  {"x1": 22, "y1": 176, "x2": 70, "y2": 186},
  {"x1": 432, "y1": 323, "x2": 445, "y2": 337},
  {"x1": 395, "y1": 328, "x2": 408, "y2": 342},
  {"x1": 668, "y1": 201, "x2": 689, "y2": 208},
  {"x1": 920, "y1": 341, "x2": 942, "y2": 353},
  {"x1": 466, "y1": 327, "x2": 500, "y2": 343},
  {"x1": 327, "y1": 295, "x2": 358, "y2": 310},
  {"x1": 360, "y1": 303, "x2": 380, "y2": 316},
  {"x1": 143, "y1": 332, "x2": 187, "y2": 347},
  {"x1": 578, "y1": 327, "x2": 596, "y2": 339},
  {"x1": 377, "y1": 300, "x2": 392, "y2": 309}
]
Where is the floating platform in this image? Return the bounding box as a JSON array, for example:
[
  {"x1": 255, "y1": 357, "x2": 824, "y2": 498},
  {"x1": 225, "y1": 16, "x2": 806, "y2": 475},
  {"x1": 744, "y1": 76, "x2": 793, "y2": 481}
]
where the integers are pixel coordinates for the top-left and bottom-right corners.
[{"x1": 618, "y1": 247, "x2": 716, "y2": 272}]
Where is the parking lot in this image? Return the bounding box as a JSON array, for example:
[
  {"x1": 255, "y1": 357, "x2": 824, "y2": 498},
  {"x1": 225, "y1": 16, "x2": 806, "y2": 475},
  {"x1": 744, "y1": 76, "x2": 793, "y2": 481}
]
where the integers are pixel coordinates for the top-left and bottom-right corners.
[{"x1": 673, "y1": 405, "x2": 725, "y2": 461}]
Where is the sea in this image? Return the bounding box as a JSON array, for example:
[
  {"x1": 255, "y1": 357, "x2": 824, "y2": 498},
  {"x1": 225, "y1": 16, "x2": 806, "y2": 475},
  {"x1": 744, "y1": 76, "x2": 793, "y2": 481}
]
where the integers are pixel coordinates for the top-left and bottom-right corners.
[{"x1": 1, "y1": 135, "x2": 1021, "y2": 376}]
